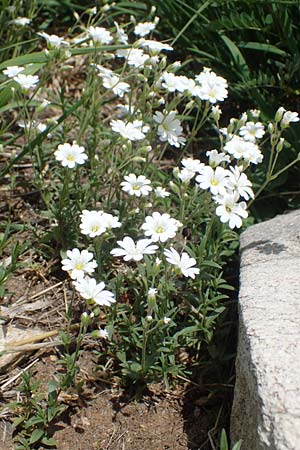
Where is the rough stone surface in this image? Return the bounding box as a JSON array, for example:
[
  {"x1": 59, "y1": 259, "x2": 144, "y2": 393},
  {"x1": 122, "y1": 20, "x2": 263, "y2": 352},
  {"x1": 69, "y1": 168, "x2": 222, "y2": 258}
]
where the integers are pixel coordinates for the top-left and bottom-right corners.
[{"x1": 231, "y1": 209, "x2": 300, "y2": 450}]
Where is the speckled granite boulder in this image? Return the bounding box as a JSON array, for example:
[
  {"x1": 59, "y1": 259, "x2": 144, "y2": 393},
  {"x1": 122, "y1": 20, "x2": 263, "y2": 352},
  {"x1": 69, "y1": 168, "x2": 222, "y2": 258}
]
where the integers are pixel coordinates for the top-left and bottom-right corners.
[{"x1": 231, "y1": 209, "x2": 300, "y2": 450}]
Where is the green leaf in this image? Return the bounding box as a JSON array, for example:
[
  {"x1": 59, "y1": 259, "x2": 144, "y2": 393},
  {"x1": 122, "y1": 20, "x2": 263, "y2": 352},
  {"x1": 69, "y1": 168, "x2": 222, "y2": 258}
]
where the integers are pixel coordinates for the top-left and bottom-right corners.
[
  {"x1": 0, "y1": 52, "x2": 48, "y2": 70},
  {"x1": 48, "y1": 380, "x2": 59, "y2": 393},
  {"x1": 232, "y1": 440, "x2": 242, "y2": 450},
  {"x1": 219, "y1": 34, "x2": 250, "y2": 80},
  {"x1": 12, "y1": 416, "x2": 25, "y2": 428},
  {"x1": 29, "y1": 428, "x2": 44, "y2": 445},
  {"x1": 239, "y1": 41, "x2": 287, "y2": 57},
  {"x1": 220, "y1": 429, "x2": 229, "y2": 450},
  {"x1": 41, "y1": 436, "x2": 57, "y2": 446}
]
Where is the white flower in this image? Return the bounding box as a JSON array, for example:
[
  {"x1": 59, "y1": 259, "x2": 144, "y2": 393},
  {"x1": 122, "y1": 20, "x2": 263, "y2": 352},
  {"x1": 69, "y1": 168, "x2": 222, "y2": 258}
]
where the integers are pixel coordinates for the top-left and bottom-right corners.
[
  {"x1": 141, "y1": 212, "x2": 182, "y2": 243},
  {"x1": 61, "y1": 248, "x2": 97, "y2": 280},
  {"x1": 153, "y1": 110, "x2": 185, "y2": 147},
  {"x1": 226, "y1": 166, "x2": 254, "y2": 200},
  {"x1": 110, "y1": 119, "x2": 146, "y2": 141},
  {"x1": 224, "y1": 136, "x2": 263, "y2": 164},
  {"x1": 181, "y1": 157, "x2": 204, "y2": 174},
  {"x1": 139, "y1": 39, "x2": 173, "y2": 53},
  {"x1": 194, "y1": 67, "x2": 228, "y2": 103},
  {"x1": 281, "y1": 111, "x2": 299, "y2": 126},
  {"x1": 154, "y1": 186, "x2": 170, "y2": 198},
  {"x1": 102, "y1": 213, "x2": 121, "y2": 230},
  {"x1": 215, "y1": 192, "x2": 248, "y2": 229},
  {"x1": 211, "y1": 105, "x2": 222, "y2": 120},
  {"x1": 160, "y1": 72, "x2": 181, "y2": 92},
  {"x1": 249, "y1": 109, "x2": 260, "y2": 119},
  {"x1": 134, "y1": 22, "x2": 156, "y2": 37},
  {"x1": 54, "y1": 142, "x2": 88, "y2": 168},
  {"x1": 164, "y1": 248, "x2": 199, "y2": 279},
  {"x1": 174, "y1": 75, "x2": 196, "y2": 94},
  {"x1": 114, "y1": 21, "x2": 128, "y2": 44},
  {"x1": 88, "y1": 26, "x2": 113, "y2": 44},
  {"x1": 102, "y1": 74, "x2": 130, "y2": 97},
  {"x1": 196, "y1": 165, "x2": 230, "y2": 195},
  {"x1": 121, "y1": 174, "x2": 152, "y2": 197},
  {"x1": 14, "y1": 73, "x2": 39, "y2": 90},
  {"x1": 159, "y1": 72, "x2": 195, "y2": 93},
  {"x1": 110, "y1": 236, "x2": 158, "y2": 261},
  {"x1": 96, "y1": 328, "x2": 109, "y2": 339},
  {"x1": 206, "y1": 149, "x2": 230, "y2": 168},
  {"x1": 147, "y1": 288, "x2": 157, "y2": 299},
  {"x1": 127, "y1": 48, "x2": 149, "y2": 67},
  {"x1": 239, "y1": 121, "x2": 265, "y2": 142},
  {"x1": 80, "y1": 210, "x2": 106, "y2": 237},
  {"x1": 74, "y1": 277, "x2": 115, "y2": 306},
  {"x1": 38, "y1": 32, "x2": 68, "y2": 48},
  {"x1": 3, "y1": 66, "x2": 24, "y2": 78},
  {"x1": 163, "y1": 317, "x2": 171, "y2": 324},
  {"x1": 13, "y1": 17, "x2": 31, "y2": 26},
  {"x1": 178, "y1": 168, "x2": 195, "y2": 183}
]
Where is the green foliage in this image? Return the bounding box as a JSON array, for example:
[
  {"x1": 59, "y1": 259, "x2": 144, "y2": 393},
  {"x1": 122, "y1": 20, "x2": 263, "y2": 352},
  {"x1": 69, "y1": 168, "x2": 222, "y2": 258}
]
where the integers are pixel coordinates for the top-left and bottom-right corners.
[
  {"x1": 142, "y1": 0, "x2": 300, "y2": 217},
  {"x1": 220, "y1": 428, "x2": 242, "y2": 450}
]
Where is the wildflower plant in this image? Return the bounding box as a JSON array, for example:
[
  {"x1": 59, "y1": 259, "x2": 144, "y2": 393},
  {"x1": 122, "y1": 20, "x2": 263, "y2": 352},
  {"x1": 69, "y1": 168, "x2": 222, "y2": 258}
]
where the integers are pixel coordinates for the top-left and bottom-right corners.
[{"x1": 0, "y1": 5, "x2": 299, "y2": 389}]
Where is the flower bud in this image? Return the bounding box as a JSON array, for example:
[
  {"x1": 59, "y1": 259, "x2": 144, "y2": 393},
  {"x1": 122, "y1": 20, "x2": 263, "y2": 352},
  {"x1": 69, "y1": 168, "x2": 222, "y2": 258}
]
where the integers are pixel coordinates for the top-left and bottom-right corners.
[
  {"x1": 276, "y1": 137, "x2": 285, "y2": 152},
  {"x1": 267, "y1": 122, "x2": 274, "y2": 134},
  {"x1": 275, "y1": 106, "x2": 285, "y2": 122}
]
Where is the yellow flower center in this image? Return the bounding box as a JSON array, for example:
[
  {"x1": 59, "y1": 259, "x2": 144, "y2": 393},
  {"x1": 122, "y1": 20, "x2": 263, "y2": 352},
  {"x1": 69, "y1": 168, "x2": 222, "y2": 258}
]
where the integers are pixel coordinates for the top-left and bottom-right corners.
[
  {"x1": 67, "y1": 154, "x2": 75, "y2": 162},
  {"x1": 91, "y1": 224, "x2": 100, "y2": 232},
  {"x1": 155, "y1": 226, "x2": 165, "y2": 234},
  {"x1": 75, "y1": 263, "x2": 83, "y2": 270}
]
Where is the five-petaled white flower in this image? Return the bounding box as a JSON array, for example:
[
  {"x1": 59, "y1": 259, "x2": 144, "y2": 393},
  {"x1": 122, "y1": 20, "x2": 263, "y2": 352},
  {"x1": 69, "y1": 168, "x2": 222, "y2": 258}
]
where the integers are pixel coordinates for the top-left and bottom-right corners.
[
  {"x1": 88, "y1": 26, "x2": 113, "y2": 44},
  {"x1": 14, "y1": 73, "x2": 39, "y2": 90},
  {"x1": 194, "y1": 67, "x2": 228, "y2": 103},
  {"x1": 3, "y1": 66, "x2": 24, "y2": 78},
  {"x1": 214, "y1": 192, "x2": 248, "y2": 229},
  {"x1": 206, "y1": 149, "x2": 230, "y2": 168},
  {"x1": 154, "y1": 186, "x2": 170, "y2": 198},
  {"x1": 164, "y1": 247, "x2": 200, "y2": 279},
  {"x1": 101, "y1": 74, "x2": 130, "y2": 97},
  {"x1": 61, "y1": 248, "x2": 97, "y2": 280},
  {"x1": 110, "y1": 119, "x2": 146, "y2": 141},
  {"x1": 239, "y1": 121, "x2": 265, "y2": 142},
  {"x1": 196, "y1": 166, "x2": 230, "y2": 195},
  {"x1": 224, "y1": 136, "x2": 263, "y2": 165},
  {"x1": 153, "y1": 110, "x2": 185, "y2": 147},
  {"x1": 13, "y1": 17, "x2": 31, "y2": 26},
  {"x1": 181, "y1": 157, "x2": 204, "y2": 175},
  {"x1": 226, "y1": 166, "x2": 254, "y2": 201},
  {"x1": 74, "y1": 277, "x2": 115, "y2": 306},
  {"x1": 139, "y1": 39, "x2": 173, "y2": 54},
  {"x1": 80, "y1": 210, "x2": 107, "y2": 237},
  {"x1": 38, "y1": 32, "x2": 69, "y2": 48},
  {"x1": 121, "y1": 174, "x2": 152, "y2": 197},
  {"x1": 281, "y1": 111, "x2": 299, "y2": 127},
  {"x1": 54, "y1": 142, "x2": 88, "y2": 168},
  {"x1": 110, "y1": 237, "x2": 158, "y2": 261},
  {"x1": 141, "y1": 212, "x2": 182, "y2": 242},
  {"x1": 134, "y1": 21, "x2": 156, "y2": 37}
]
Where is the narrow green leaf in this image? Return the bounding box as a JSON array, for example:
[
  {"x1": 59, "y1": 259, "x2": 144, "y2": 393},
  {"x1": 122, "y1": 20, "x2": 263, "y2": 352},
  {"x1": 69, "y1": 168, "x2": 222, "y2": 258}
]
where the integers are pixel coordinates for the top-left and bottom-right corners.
[
  {"x1": 29, "y1": 428, "x2": 44, "y2": 445},
  {"x1": 219, "y1": 34, "x2": 250, "y2": 80},
  {"x1": 220, "y1": 429, "x2": 229, "y2": 450},
  {"x1": 239, "y1": 42, "x2": 287, "y2": 57},
  {"x1": 232, "y1": 440, "x2": 243, "y2": 450},
  {"x1": 41, "y1": 436, "x2": 57, "y2": 446}
]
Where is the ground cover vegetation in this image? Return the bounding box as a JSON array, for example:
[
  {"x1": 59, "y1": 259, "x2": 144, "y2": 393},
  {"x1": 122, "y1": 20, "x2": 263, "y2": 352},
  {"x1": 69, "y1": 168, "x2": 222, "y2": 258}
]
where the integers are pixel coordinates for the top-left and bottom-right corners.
[
  {"x1": 0, "y1": 0, "x2": 299, "y2": 448},
  {"x1": 143, "y1": 0, "x2": 300, "y2": 221}
]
